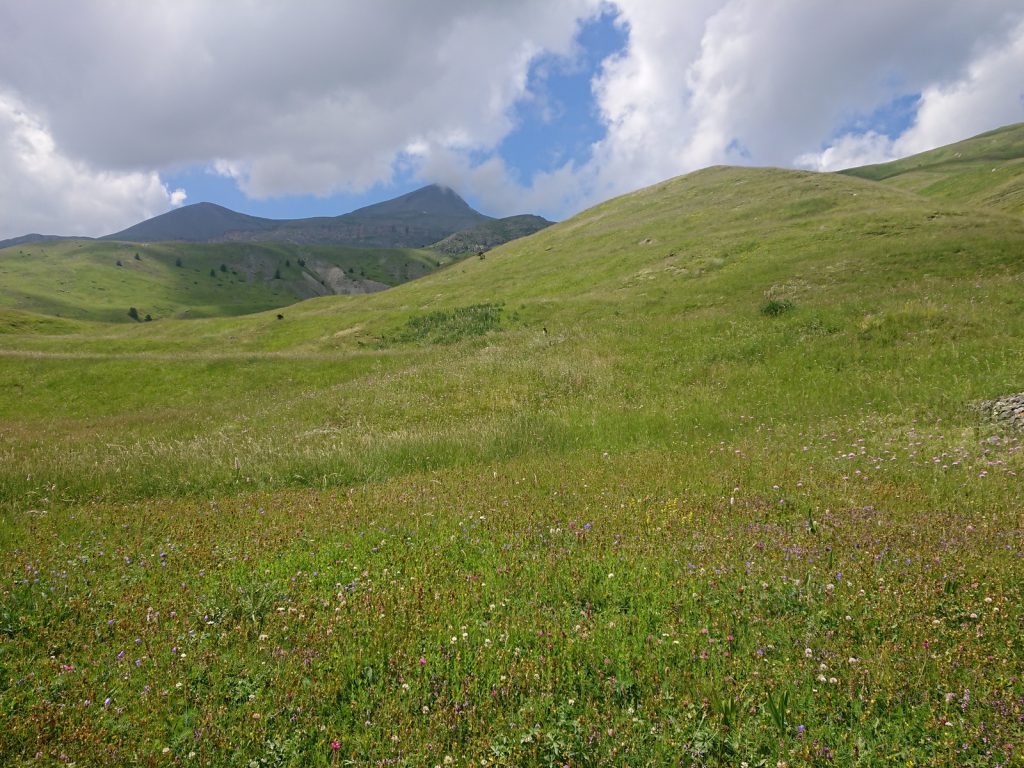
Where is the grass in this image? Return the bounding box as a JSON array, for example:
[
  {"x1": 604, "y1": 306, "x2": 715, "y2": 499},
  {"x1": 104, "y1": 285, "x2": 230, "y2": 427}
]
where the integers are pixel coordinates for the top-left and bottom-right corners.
[
  {"x1": 1, "y1": 128, "x2": 1024, "y2": 765},
  {"x1": 843, "y1": 122, "x2": 1024, "y2": 216},
  {"x1": 0, "y1": 240, "x2": 453, "y2": 322}
]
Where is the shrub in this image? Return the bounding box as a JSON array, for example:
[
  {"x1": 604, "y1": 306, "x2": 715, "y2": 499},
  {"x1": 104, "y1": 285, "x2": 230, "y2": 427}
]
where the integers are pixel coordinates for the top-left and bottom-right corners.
[
  {"x1": 385, "y1": 303, "x2": 503, "y2": 345},
  {"x1": 760, "y1": 298, "x2": 794, "y2": 317},
  {"x1": 127, "y1": 307, "x2": 139, "y2": 321}
]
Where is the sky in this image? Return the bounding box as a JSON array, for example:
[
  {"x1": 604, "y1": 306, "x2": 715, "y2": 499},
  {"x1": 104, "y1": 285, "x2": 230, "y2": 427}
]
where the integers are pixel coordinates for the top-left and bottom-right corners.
[{"x1": 1, "y1": 1, "x2": 1023, "y2": 240}]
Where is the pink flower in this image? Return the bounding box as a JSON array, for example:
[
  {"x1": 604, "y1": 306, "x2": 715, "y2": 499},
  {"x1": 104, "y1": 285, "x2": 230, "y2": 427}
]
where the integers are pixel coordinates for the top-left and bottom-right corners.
[
  {"x1": 418, "y1": 656, "x2": 426, "y2": 666},
  {"x1": 331, "y1": 740, "x2": 341, "y2": 751}
]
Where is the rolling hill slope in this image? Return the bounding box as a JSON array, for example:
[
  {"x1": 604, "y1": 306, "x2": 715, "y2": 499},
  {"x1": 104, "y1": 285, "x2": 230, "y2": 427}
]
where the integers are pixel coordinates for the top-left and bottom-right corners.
[
  {"x1": 2, "y1": 126, "x2": 1024, "y2": 765},
  {"x1": 842, "y1": 121, "x2": 1024, "y2": 215},
  {"x1": 0, "y1": 239, "x2": 452, "y2": 321}
]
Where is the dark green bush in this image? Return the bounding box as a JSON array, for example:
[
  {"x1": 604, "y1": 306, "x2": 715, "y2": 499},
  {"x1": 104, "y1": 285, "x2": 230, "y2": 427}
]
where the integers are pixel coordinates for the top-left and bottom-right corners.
[
  {"x1": 385, "y1": 303, "x2": 502, "y2": 345},
  {"x1": 760, "y1": 298, "x2": 794, "y2": 317}
]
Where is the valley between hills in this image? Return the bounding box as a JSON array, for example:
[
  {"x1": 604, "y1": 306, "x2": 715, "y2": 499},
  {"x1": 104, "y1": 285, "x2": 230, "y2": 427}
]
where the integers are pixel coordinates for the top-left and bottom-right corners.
[{"x1": 1, "y1": 124, "x2": 1023, "y2": 765}]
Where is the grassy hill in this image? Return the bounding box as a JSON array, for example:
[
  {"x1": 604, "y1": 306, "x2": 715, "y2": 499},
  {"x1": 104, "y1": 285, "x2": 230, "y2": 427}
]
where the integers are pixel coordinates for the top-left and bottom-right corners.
[
  {"x1": 842, "y1": 122, "x2": 1024, "y2": 215},
  {"x1": 0, "y1": 239, "x2": 452, "y2": 322},
  {"x1": 1, "y1": 129, "x2": 1023, "y2": 765}
]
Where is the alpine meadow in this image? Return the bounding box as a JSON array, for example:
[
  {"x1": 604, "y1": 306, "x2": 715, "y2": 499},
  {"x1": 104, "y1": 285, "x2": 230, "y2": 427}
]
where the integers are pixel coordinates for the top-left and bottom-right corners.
[{"x1": 2, "y1": 123, "x2": 1024, "y2": 767}]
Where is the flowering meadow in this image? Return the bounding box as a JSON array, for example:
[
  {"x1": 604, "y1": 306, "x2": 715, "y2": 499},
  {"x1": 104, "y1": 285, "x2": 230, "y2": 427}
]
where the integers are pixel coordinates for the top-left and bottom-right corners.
[{"x1": 2, "y1": 161, "x2": 1024, "y2": 765}]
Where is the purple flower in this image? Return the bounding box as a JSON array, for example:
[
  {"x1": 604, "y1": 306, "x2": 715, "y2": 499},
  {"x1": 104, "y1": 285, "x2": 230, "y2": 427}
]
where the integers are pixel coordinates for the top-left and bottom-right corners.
[{"x1": 104, "y1": 697, "x2": 111, "y2": 707}]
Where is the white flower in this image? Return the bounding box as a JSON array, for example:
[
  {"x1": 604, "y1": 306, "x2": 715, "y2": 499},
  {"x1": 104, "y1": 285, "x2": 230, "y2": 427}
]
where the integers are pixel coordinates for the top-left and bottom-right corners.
[{"x1": 804, "y1": 648, "x2": 813, "y2": 658}]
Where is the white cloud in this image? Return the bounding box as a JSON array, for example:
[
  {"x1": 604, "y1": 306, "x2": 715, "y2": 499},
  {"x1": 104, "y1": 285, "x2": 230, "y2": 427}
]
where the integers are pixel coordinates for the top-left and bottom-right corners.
[
  {"x1": 446, "y1": 0, "x2": 1024, "y2": 217},
  {"x1": 0, "y1": 91, "x2": 184, "y2": 239},
  {"x1": 795, "y1": 131, "x2": 902, "y2": 173},
  {"x1": 0, "y1": 0, "x2": 600, "y2": 212},
  {"x1": 798, "y1": 17, "x2": 1024, "y2": 171},
  {"x1": 577, "y1": 0, "x2": 1024, "y2": 201},
  {"x1": 1, "y1": 0, "x2": 1023, "y2": 235}
]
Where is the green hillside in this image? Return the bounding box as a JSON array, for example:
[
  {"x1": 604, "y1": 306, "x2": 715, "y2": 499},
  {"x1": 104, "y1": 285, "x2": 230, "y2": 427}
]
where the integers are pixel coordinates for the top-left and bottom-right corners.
[
  {"x1": 842, "y1": 122, "x2": 1024, "y2": 215},
  {"x1": 0, "y1": 239, "x2": 452, "y2": 322},
  {"x1": 2, "y1": 129, "x2": 1024, "y2": 765}
]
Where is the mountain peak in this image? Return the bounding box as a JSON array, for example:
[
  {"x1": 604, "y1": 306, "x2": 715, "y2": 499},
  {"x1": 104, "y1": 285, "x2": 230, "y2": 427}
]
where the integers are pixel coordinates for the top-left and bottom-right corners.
[
  {"x1": 102, "y1": 202, "x2": 275, "y2": 242},
  {"x1": 84, "y1": 185, "x2": 499, "y2": 247},
  {"x1": 349, "y1": 184, "x2": 480, "y2": 218}
]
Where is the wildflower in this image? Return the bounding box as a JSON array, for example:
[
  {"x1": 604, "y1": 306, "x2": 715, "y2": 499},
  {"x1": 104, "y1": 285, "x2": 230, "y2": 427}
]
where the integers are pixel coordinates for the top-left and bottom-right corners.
[
  {"x1": 419, "y1": 656, "x2": 427, "y2": 666},
  {"x1": 331, "y1": 741, "x2": 341, "y2": 751},
  {"x1": 804, "y1": 647, "x2": 813, "y2": 658}
]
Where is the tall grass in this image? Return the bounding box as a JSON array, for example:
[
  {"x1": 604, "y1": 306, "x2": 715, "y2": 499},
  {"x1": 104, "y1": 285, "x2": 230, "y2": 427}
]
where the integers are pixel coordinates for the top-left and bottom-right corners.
[{"x1": 2, "y1": 158, "x2": 1024, "y2": 765}]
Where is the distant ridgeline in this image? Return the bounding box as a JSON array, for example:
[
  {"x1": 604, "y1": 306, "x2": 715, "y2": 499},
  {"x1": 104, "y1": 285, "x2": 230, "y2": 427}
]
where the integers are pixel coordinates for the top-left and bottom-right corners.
[
  {"x1": 0, "y1": 185, "x2": 554, "y2": 321},
  {"x1": 100, "y1": 185, "x2": 553, "y2": 251}
]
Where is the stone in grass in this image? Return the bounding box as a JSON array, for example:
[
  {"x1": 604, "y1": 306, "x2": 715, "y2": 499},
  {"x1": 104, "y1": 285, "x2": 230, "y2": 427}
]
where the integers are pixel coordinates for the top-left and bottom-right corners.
[{"x1": 975, "y1": 392, "x2": 1024, "y2": 431}]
